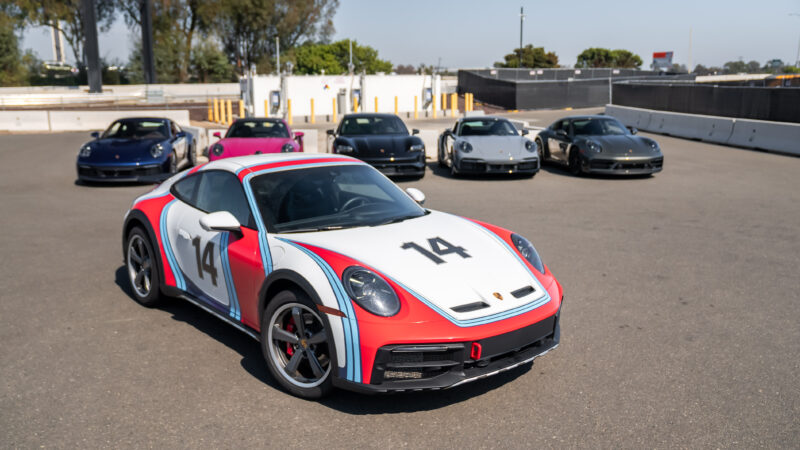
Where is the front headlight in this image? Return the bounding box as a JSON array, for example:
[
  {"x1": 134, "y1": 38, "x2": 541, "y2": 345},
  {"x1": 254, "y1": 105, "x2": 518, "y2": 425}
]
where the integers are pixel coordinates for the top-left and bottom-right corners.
[
  {"x1": 150, "y1": 143, "x2": 164, "y2": 158},
  {"x1": 587, "y1": 141, "x2": 602, "y2": 153},
  {"x1": 281, "y1": 142, "x2": 294, "y2": 153},
  {"x1": 211, "y1": 143, "x2": 224, "y2": 156},
  {"x1": 335, "y1": 144, "x2": 354, "y2": 153},
  {"x1": 459, "y1": 141, "x2": 473, "y2": 153},
  {"x1": 409, "y1": 144, "x2": 424, "y2": 152},
  {"x1": 510, "y1": 233, "x2": 544, "y2": 273},
  {"x1": 342, "y1": 266, "x2": 400, "y2": 317},
  {"x1": 643, "y1": 139, "x2": 660, "y2": 152},
  {"x1": 524, "y1": 140, "x2": 537, "y2": 153},
  {"x1": 79, "y1": 144, "x2": 91, "y2": 157}
]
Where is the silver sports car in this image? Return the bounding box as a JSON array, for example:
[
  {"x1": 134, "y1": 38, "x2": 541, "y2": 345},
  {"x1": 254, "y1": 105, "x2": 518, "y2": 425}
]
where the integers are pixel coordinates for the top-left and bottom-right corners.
[{"x1": 438, "y1": 116, "x2": 540, "y2": 177}]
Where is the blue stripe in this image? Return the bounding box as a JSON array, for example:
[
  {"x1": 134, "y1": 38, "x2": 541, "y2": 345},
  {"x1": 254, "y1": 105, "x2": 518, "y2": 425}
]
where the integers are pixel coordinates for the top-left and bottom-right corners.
[
  {"x1": 277, "y1": 238, "x2": 362, "y2": 383},
  {"x1": 219, "y1": 233, "x2": 241, "y2": 320},
  {"x1": 159, "y1": 200, "x2": 186, "y2": 291}
]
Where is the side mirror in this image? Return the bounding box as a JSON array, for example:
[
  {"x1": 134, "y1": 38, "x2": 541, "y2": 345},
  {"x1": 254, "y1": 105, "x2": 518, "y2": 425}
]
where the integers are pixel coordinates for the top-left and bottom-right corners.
[
  {"x1": 326, "y1": 129, "x2": 335, "y2": 136},
  {"x1": 294, "y1": 131, "x2": 304, "y2": 138},
  {"x1": 405, "y1": 187, "x2": 426, "y2": 205},
  {"x1": 91, "y1": 131, "x2": 100, "y2": 139},
  {"x1": 200, "y1": 211, "x2": 241, "y2": 233},
  {"x1": 521, "y1": 129, "x2": 529, "y2": 136},
  {"x1": 213, "y1": 132, "x2": 222, "y2": 139},
  {"x1": 412, "y1": 129, "x2": 420, "y2": 135},
  {"x1": 628, "y1": 127, "x2": 638, "y2": 135},
  {"x1": 556, "y1": 129, "x2": 569, "y2": 139}
]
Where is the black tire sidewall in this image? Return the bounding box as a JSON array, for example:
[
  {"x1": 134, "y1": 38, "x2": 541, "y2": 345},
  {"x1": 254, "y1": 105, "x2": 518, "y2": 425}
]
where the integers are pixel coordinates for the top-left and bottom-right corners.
[
  {"x1": 126, "y1": 227, "x2": 162, "y2": 307},
  {"x1": 188, "y1": 141, "x2": 197, "y2": 167},
  {"x1": 261, "y1": 290, "x2": 335, "y2": 399},
  {"x1": 569, "y1": 149, "x2": 582, "y2": 176}
]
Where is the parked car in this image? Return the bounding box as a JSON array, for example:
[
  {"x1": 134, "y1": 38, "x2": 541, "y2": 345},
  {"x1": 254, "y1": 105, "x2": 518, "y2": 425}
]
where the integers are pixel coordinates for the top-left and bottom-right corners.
[
  {"x1": 209, "y1": 118, "x2": 303, "y2": 161},
  {"x1": 122, "y1": 153, "x2": 562, "y2": 398},
  {"x1": 438, "y1": 116, "x2": 540, "y2": 177},
  {"x1": 328, "y1": 113, "x2": 426, "y2": 178},
  {"x1": 76, "y1": 117, "x2": 195, "y2": 183},
  {"x1": 535, "y1": 115, "x2": 663, "y2": 176}
]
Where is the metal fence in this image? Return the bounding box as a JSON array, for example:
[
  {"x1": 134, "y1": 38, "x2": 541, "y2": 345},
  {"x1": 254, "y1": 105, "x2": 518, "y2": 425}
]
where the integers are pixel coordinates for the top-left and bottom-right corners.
[{"x1": 611, "y1": 82, "x2": 800, "y2": 123}]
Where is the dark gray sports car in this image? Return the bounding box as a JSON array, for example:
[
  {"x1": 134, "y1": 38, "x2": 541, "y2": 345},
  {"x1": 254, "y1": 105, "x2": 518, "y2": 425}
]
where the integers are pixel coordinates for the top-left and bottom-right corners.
[{"x1": 535, "y1": 115, "x2": 663, "y2": 176}]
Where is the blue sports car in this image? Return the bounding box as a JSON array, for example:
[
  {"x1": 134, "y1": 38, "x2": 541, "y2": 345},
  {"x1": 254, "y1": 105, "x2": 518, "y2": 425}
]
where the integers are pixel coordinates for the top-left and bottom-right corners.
[{"x1": 76, "y1": 117, "x2": 195, "y2": 183}]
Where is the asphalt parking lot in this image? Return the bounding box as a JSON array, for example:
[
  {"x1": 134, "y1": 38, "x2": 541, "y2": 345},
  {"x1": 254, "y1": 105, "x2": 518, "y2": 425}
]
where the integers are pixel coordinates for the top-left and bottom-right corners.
[{"x1": 1, "y1": 110, "x2": 798, "y2": 448}]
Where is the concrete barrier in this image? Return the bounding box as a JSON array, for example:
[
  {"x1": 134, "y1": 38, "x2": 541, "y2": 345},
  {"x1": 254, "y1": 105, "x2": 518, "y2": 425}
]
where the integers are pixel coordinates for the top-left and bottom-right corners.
[
  {"x1": 605, "y1": 104, "x2": 799, "y2": 155},
  {"x1": 0, "y1": 111, "x2": 50, "y2": 131},
  {"x1": 48, "y1": 110, "x2": 191, "y2": 131}
]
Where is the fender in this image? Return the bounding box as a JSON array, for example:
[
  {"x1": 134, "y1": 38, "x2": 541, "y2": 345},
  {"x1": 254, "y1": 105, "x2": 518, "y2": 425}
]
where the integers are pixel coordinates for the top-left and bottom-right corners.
[
  {"x1": 122, "y1": 209, "x2": 167, "y2": 296},
  {"x1": 257, "y1": 268, "x2": 329, "y2": 324}
]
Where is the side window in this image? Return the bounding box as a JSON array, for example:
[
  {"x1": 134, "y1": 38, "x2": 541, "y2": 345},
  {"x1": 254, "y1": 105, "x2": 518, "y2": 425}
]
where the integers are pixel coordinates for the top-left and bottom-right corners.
[
  {"x1": 171, "y1": 173, "x2": 201, "y2": 206},
  {"x1": 564, "y1": 120, "x2": 573, "y2": 136},
  {"x1": 550, "y1": 121, "x2": 561, "y2": 131},
  {"x1": 194, "y1": 171, "x2": 254, "y2": 228}
]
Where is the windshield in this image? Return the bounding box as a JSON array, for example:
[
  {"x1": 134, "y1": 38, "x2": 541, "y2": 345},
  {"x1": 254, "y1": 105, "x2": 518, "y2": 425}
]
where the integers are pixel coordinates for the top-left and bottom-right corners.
[
  {"x1": 458, "y1": 118, "x2": 519, "y2": 136},
  {"x1": 103, "y1": 119, "x2": 169, "y2": 140},
  {"x1": 572, "y1": 118, "x2": 629, "y2": 136},
  {"x1": 339, "y1": 116, "x2": 408, "y2": 136},
  {"x1": 249, "y1": 164, "x2": 426, "y2": 233},
  {"x1": 227, "y1": 120, "x2": 290, "y2": 138}
]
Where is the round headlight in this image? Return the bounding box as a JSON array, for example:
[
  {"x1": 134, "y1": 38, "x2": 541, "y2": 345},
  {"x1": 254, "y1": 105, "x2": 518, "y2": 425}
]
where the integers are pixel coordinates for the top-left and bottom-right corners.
[
  {"x1": 150, "y1": 143, "x2": 164, "y2": 158},
  {"x1": 211, "y1": 143, "x2": 224, "y2": 156},
  {"x1": 587, "y1": 141, "x2": 602, "y2": 153},
  {"x1": 342, "y1": 267, "x2": 400, "y2": 317},
  {"x1": 409, "y1": 144, "x2": 424, "y2": 152},
  {"x1": 645, "y1": 139, "x2": 660, "y2": 152},
  {"x1": 524, "y1": 140, "x2": 536, "y2": 153},
  {"x1": 79, "y1": 145, "x2": 91, "y2": 157},
  {"x1": 335, "y1": 144, "x2": 354, "y2": 153},
  {"x1": 510, "y1": 233, "x2": 544, "y2": 273},
  {"x1": 459, "y1": 141, "x2": 473, "y2": 153},
  {"x1": 281, "y1": 142, "x2": 294, "y2": 153}
]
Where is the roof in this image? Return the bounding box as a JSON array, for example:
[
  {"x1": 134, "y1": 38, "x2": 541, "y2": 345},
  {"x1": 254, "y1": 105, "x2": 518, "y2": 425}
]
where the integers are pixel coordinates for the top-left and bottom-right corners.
[
  {"x1": 200, "y1": 153, "x2": 360, "y2": 174},
  {"x1": 341, "y1": 113, "x2": 402, "y2": 119}
]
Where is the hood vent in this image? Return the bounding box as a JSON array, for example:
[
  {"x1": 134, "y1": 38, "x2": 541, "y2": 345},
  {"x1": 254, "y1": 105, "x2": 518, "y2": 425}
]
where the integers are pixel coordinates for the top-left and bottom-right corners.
[
  {"x1": 511, "y1": 286, "x2": 535, "y2": 299},
  {"x1": 451, "y1": 301, "x2": 490, "y2": 313}
]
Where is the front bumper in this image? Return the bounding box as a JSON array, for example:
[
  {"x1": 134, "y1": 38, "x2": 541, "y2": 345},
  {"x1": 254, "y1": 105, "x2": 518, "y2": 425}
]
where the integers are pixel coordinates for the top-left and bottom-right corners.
[
  {"x1": 77, "y1": 163, "x2": 166, "y2": 182},
  {"x1": 583, "y1": 155, "x2": 663, "y2": 175},
  {"x1": 456, "y1": 157, "x2": 540, "y2": 174},
  {"x1": 360, "y1": 155, "x2": 426, "y2": 177},
  {"x1": 333, "y1": 310, "x2": 560, "y2": 393}
]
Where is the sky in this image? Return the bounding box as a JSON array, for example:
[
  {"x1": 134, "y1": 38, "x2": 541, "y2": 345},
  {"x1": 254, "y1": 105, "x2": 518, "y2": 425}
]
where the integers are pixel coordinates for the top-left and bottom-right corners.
[{"x1": 21, "y1": 0, "x2": 800, "y2": 70}]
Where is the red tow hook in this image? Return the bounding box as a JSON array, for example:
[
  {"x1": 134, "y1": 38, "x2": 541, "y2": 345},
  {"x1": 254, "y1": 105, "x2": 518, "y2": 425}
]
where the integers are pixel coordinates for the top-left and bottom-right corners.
[{"x1": 470, "y1": 342, "x2": 482, "y2": 360}]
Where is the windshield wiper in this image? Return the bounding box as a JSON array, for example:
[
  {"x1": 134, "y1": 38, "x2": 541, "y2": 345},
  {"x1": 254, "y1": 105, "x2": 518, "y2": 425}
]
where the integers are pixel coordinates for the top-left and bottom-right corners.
[
  {"x1": 280, "y1": 224, "x2": 357, "y2": 234},
  {"x1": 371, "y1": 214, "x2": 423, "y2": 227}
]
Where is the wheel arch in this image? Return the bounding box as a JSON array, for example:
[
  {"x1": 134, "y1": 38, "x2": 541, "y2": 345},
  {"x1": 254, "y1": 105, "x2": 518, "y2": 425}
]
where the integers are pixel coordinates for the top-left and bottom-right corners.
[
  {"x1": 258, "y1": 269, "x2": 326, "y2": 325},
  {"x1": 122, "y1": 210, "x2": 166, "y2": 294}
]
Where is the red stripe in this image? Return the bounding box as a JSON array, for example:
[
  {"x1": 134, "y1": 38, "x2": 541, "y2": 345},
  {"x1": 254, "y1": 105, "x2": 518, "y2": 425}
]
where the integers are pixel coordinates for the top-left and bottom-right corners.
[{"x1": 236, "y1": 156, "x2": 355, "y2": 181}]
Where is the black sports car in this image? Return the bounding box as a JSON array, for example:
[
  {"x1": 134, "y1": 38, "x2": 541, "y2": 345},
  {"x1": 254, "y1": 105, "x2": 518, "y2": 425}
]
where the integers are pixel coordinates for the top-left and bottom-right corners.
[
  {"x1": 535, "y1": 115, "x2": 663, "y2": 176},
  {"x1": 328, "y1": 113, "x2": 426, "y2": 178}
]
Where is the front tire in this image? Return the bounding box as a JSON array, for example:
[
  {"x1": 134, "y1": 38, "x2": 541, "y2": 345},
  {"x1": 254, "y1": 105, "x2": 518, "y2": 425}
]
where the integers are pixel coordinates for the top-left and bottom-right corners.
[
  {"x1": 126, "y1": 227, "x2": 162, "y2": 307},
  {"x1": 568, "y1": 148, "x2": 583, "y2": 176},
  {"x1": 188, "y1": 141, "x2": 197, "y2": 167},
  {"x1": 535, "y1": 137, "x2": 545, "y2": 162},
  {"x1": 261, "y1": 290, "x2": 334, "y2": 399}
]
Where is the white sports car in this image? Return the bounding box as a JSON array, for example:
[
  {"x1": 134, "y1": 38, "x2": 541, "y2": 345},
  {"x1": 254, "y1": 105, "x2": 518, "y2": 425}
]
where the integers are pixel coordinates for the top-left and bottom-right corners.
[{"x1": 122, "y1": 153, "x2": 563, "y2": 398}]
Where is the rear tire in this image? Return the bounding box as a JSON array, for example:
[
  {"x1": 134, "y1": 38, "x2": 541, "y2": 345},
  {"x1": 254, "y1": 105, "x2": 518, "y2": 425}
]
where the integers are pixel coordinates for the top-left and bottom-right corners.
[
  {"x1": 261, "y1": 290, "x2": 334, "y2": 399},
  {"x1": 126, "y1": 227, "x2": 162, "y2": 307},
  {"x1": 188, "y1": 141, "x2": 197, "y2": 167}
]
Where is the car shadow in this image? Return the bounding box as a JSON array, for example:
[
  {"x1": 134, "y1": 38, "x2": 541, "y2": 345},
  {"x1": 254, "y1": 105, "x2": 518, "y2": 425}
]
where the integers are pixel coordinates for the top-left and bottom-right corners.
[
  {"x1": 426, "y1": 162, "x2": 536, "y2": 181},
  {"x1": 113, "y1": 265, "x2": 536, "y2": 410}
]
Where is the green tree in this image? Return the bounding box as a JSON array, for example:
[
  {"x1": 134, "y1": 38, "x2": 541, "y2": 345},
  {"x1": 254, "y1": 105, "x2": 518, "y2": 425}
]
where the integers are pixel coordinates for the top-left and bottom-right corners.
[
  {"x1": 494, "y1": 45, "x2": 559, "y2": 68},
  {"x1": 723, "y1": 60, "x2": 747, "y2": 74},
  {"x1": 293, "y1": 39, "x2": 392, "y2": 75},
  {"x1": 609, "y1": 49, "x2": 642, "y2": 68},
  {"x1": 0, "y1": 5, "x2": 28, "y2": 86},
  {"x1": 191, "y1": 39, "x2": 236, "y2": 82},
  {"x1": 576, "y1": 48, "x2": 642, "y2": 68}
]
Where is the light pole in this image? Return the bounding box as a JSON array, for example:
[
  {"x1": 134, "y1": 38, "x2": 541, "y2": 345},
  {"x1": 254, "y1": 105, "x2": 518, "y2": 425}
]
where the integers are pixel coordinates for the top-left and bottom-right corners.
[
  {"x1": 519, "y1": 7, "x2": 525, "y2": 69},
  {"x1": 792, "y1": 14, "x2": 800, "y2": 68}
]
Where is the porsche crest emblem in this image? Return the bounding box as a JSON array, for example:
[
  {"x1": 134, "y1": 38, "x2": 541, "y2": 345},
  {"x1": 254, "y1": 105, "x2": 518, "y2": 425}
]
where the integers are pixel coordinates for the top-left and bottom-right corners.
[
  {"x1": 115, "y1": 154, "x2": 120, "y2": 159},
  {"x1": 380, "y1": 148, "x2": 385, "y2": 153},
  {"x1": 493, "y1": 292, "x2": 503, "y2": 300}
]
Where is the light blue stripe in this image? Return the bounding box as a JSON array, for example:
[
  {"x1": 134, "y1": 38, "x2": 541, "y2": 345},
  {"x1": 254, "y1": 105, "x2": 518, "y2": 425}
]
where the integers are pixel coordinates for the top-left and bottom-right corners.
[
  {"x1": 220, "y1": 233, "x2": 241, "y2": 320},
  {"x1": 159, "y1": 199, "x2": 185, "y2": 291}
]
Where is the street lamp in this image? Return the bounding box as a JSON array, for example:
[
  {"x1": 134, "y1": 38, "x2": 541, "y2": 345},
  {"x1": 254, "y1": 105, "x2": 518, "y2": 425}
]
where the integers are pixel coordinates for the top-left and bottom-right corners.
[{"x1": 791, "y1": 13, "x2": 800, "y2": 68}]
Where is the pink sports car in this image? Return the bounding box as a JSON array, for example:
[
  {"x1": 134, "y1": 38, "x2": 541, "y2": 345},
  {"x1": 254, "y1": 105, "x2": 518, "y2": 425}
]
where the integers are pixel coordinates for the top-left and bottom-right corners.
[{"x1": 209, "y1": 118, "x2": 304, "y2": 161}]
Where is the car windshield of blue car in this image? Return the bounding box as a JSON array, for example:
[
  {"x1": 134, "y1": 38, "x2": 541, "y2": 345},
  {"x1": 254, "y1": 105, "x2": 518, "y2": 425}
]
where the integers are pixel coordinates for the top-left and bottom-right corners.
[
  {"x1": 102, "y1": 119, "x2": 169, "y2": 140},
  {"x1": 459, "y1": 119, "x2": 519, "y2": 136},
  {"x1": 249, "y1": 164, "x2": 427, "y2": 233},
  {"x1": 339, "y1": 116, "x2": 408, "y2": 136},
  {"x1": 572, "y1": 118, "x2": 629, "y2": 136},
  {"x1": 227, "y1": 120, "x2": 290, "y2": 138}
]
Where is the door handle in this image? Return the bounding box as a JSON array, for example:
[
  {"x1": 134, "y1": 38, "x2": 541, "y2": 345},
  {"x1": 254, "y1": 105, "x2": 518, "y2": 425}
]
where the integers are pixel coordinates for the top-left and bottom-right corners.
[{"x1": 178, "y1": 228, "x2": 191, "y2": 240}]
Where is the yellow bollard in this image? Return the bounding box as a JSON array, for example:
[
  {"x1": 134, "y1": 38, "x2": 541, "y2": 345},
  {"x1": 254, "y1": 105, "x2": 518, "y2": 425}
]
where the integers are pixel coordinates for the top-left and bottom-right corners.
[
  {"x1": 238, "y1": 100, "x2": 244, "y2": 119},
  {"x1": 451, "y1": 93, "x2": 456, "y2": 117},
  {"x1": 414, "y1": 96, "x2": 418, "y2": 120},
  {"x1": 264, "y1": 99, "x2": 269, "y2": 117},
  {"x1": 226, "y1": 100, "x2": 233, "y2": 125},
  {"x1": 394, "y1": 96, "x2": 398, "y2": 115},
  {"x1": 207, "y1": 99, "x2": 213, "y2": 122},
  {"x1": 442, "y1": 93, "x2": 447, "y2": 112},
  {"x1": 213, "y1": 98, "x2": 219, "y2": 123},
  {"x1": 374, "y1": 96, "x2": 378, "y2": 113},
  {"x1": 219, "y1": 99, "x2": 225, "y2": 124},
  {"x1": 470, "y1": 93, "x2": 475, "y2": 112},
  {"x1": 310, "y1": 98, "x2": 315, "y2": 124},
  {"x1": 332, "y1": 97, "x2": 337, "y2": 123},
  {"x1": 287, "y1": 99, "x2": 292, "y2": 125},
  {"x1": 432, "y1": 95, "x2": 437, "y2": 119},
  {"x1": 354, "y1": 96, "x2": 359, "y2": 112}
]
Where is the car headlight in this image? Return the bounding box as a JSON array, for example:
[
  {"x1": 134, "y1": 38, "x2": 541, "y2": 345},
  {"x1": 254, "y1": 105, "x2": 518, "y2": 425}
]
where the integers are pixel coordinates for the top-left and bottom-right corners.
[
  {"x1": 211, "y1": 143, "x2": 224, "y2": 156},
  {"x1": 281, "y1": 142, "x2": 294, "y2": 153},
  {"x1": 79, "y1": 144, "x2": 91, "y2": 157},
  {"x1": 335, "y1": 144, "x2": 354, "y2": 153},
  {"x1": 459, "y1": 141, "x2": 473, "y2": 153},
  {"x1": 342, "y1": 266, "x2": 400, "y2": 317},
  {"x1": 510, "y1": 233, "x2": 544, "y2": 273},
  {"x1": 643, "y1": 138, "x2": 660, "y2": 152},
  {"x1": 524, "y1": 140, "x2": 537, "y2": 153},
  {"x1": 587, "y1": 141, "x2": 602, "y2": 153},
  {"x1": 150, "y1": 143, "x2": 164, "y2": 158},
  {"x1": 409, "y1": 144, "x2": 424, "y2": 152}
]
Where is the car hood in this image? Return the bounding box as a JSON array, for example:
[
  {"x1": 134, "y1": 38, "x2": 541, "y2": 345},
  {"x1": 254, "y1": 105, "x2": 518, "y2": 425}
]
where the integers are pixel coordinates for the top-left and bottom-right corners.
[
  {"x1": 461, "y1": 135, "x2": 530, "y2": 159},
  {"x1": 578, "y1": 134, "x2": 655, "y2": 156},
  {"x1": 278, "y1": 210, "x2": 550, "y2": 324},
  {"x1": 217, "y1": 137, "x2": 295, "y2": 156},
  {"x1": 80, "y1": 138, "x2": 164, "y2": 163},
  {"x1": 338, "y1": 135, "x2": 416, "y2": 157}
]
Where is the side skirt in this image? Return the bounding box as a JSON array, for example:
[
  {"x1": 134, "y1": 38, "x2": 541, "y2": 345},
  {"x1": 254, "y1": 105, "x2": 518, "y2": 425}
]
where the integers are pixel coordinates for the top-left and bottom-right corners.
[{"x1": 164, "y1": 286, "x2": 261, "y2": 341}]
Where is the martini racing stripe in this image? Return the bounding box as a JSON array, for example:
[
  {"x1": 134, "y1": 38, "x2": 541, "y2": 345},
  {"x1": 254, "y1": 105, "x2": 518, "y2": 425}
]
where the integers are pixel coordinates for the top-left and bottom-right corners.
[
  {"x1": 219, "y1": 232, "x2": 241, "y2": 320},
  {"x1": 159, "y1": 199, "x2": 186, "y2": 290}
]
